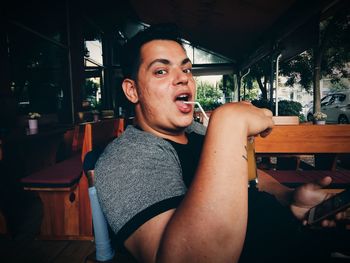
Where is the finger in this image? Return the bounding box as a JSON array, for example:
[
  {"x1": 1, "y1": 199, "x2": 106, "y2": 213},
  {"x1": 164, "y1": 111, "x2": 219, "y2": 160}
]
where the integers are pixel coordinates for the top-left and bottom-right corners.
[
  {"x1": 260, "y1": 127, "x2": 273, "y2": 138},
  {"x1": 321, "y1": 219, "x2": 331, "y2": 227},
  {"x1": 335, "y1": 211, "x2": 346, "y2": 220},
  {"x1": 328, "y1": 221, "x2": 337, "y2": 228},
  {"x1": 322, "y1": 219, "x2": 337, "y2": 228},
  {"x1": 317, "y1": 176, "x2": 332, "y2": 188},
  {"x1": 308, "y1": 176, "x2": 333, "y2": 191}
]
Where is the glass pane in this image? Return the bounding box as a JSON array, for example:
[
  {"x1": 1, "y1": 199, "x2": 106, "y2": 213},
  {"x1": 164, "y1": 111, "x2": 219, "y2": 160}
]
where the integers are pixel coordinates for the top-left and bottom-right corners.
[
  {"x1": 184, "y1": 43, "x2": 194, "y2": 62},
  {"x1": 8, "y1": 24, "x2": 70, "y2": 120},
  {"x1": 85, "y1": 40, "x2": 103, "y2": 65},
  {"x1": 7, "y1": 1, "x2": 68, "y2": 46},
  {"x1": 84, "y1": 36, "x2": 103, "y2": 111},
  {"x1": 194, "y1": 47, "x2": 231, "y2": 64},
  {"x1": 83, "y1": 77, "x2": 102, "y2": 111}
]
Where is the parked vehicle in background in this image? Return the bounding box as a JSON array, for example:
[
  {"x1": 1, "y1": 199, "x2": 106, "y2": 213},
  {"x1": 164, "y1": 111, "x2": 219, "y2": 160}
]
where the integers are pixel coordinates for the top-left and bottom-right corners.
[
  {"x1": 307, "y1": 90, "x2": 350, "y2": 124},
  {"x1": 302, "y1": 101, "x2": 313, "y2": 118}
]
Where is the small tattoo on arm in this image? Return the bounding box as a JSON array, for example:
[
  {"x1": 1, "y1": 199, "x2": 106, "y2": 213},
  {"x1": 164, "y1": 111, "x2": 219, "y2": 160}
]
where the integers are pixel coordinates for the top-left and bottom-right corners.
[{"x1": 242, "y1": 145, "x2": 248, "y2": 161}]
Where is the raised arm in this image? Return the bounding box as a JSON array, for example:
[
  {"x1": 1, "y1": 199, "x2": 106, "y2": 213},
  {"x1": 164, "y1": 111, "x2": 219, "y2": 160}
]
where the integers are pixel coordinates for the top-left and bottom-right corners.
[{"x1": 125, "y1": 102, "x2": 273, "y2": 263}]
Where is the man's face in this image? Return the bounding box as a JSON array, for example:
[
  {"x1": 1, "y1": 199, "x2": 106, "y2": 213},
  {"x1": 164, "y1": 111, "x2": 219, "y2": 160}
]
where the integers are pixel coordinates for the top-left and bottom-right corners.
[{"x1": 133, "y1": 40, "x2": 196, "y2": 136}]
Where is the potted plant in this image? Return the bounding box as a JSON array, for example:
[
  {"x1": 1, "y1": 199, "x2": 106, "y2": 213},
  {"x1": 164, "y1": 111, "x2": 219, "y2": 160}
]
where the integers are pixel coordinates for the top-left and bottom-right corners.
[
  {"x1": 313, "y1": 111, "x2": 327, "y2": 125},
  {"x1": 28, "y1": 112, "x2": 41, "y2": 130}
]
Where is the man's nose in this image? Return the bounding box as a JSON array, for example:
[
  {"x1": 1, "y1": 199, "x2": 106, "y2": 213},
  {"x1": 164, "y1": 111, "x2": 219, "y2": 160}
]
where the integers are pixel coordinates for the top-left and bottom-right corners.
[{"x1": 173, "y1": 68, "x2": 189, "y2": 86}]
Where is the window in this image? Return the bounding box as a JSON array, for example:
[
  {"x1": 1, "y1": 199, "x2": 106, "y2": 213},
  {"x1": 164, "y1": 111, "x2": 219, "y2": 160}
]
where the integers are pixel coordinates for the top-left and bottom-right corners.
[
  {"x1": 83, "y1": 30, "x2": 104, "y2": 111},
  {"x1": 321, "y1": 95, "x2": 332, "y2": 106},
  {"x1": 7, "y1": 20, "x2": 70, "y2": 119}
]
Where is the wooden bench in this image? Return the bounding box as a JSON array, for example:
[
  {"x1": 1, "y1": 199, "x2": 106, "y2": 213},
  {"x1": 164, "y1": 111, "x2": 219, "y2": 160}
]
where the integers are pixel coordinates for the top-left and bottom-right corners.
[
  {"x1": 21, "y1": 154, "x2": 83, "y2": 239},
  {"x1": 255, "y1": 124, "x2": 350, "y2": 190},
  {"x1": 20, "y1": 118, "x2": 125, "y2": 240}
]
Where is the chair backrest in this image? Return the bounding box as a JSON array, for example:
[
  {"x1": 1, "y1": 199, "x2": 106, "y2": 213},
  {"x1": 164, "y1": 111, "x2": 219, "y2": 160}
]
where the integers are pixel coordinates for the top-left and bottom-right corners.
[
  {"x1": 83, "y1": 149, "x2": 103, "y2": 187},
  {"x1": 82, "y1": 118, "x2": 125, "y2": 162},
  {"x1": 83, "y1": 149, "x2": 115, "y2": 262}
]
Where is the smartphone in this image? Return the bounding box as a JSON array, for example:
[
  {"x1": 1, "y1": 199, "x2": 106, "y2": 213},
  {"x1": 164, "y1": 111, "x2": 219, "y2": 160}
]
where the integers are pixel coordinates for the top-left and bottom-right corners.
[{"x1": 307, "y1": 188, "x2": 350, "y2": 225}]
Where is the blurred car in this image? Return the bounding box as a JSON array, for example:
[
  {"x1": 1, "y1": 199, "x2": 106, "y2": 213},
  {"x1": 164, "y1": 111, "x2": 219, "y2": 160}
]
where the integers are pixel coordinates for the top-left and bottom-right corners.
[
  {"x1": 306, "y1": 91, "x2": 350, "y2": 124},
  {"x1": 302, "y1": 101, "x2": 313, "y2": 118}
]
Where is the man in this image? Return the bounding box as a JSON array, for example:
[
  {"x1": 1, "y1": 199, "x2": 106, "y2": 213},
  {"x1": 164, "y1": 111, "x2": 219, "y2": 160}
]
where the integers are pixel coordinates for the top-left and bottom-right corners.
[{"x1": 95, "y1": 25, "x2": 344, "y2": 263}]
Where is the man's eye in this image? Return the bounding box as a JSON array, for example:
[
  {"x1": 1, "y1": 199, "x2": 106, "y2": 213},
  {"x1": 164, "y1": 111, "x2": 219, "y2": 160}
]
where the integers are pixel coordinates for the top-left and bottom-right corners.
[
  {"x1": 183, "y1": 68, "x2": 192, "y2": 74},
  {"x1": 155, "y1": 69, "x2": 167, "y2": 75}
]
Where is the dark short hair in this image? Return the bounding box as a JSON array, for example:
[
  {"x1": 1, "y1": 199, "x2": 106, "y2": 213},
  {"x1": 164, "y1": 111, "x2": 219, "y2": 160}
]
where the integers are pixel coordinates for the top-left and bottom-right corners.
[{"x1": 120, "y1": 23, "x2": 183, "y2": 80}]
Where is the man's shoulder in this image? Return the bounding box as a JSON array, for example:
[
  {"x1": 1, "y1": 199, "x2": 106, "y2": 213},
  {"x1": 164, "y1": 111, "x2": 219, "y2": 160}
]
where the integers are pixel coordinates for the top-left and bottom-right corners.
[
  {"x1": 97, "y1": 125, "x2": 177, "y2": 165},
  {"x1": 185, "y1": 121, "x2": 207, "y2": 136},
  {"x1": 113, "y1": 125, "x2": 174, "y2": 149}
]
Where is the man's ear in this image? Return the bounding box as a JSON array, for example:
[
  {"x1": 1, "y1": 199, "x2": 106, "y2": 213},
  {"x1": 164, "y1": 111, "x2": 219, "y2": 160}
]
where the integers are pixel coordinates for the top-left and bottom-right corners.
[{"x1": 122, "y1": 79, "x2": 139, "y2": 103}]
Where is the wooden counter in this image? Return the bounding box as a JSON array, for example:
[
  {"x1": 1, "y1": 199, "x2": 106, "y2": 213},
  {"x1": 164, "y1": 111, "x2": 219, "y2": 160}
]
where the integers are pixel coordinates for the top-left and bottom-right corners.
[{"x1": 255, "y1": 124, "x2": 350, "y2": 155}]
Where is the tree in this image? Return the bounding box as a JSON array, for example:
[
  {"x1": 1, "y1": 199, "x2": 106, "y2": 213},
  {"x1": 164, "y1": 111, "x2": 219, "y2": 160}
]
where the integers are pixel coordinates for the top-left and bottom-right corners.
[
  {"x1": 280, "y1": 51, "x2": 313, "y2": 92},
  {"x1": 218, "y1": 60, "x2": 270, "y2": 102},
  {"x1": 245, "y1": 57, "x2": 271, "y2": 100},
  {"x1": 218, "y1": 74, "x2": 235, "y2": 102},
  {"x1": 196, "y1": 80, "x2": 223, "y2": 110},
  {"x1": 84, "y1": 79, "x2": 100, "y2": 109},
  {"x1": 281, "y1": 8, "x2": 350, "y2": 113}
]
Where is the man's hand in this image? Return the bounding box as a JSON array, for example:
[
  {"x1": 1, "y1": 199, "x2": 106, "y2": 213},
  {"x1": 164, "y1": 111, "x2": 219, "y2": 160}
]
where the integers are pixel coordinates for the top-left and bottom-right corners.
[{"x1": 290, "y1": 176, "x2": 346, "y2": 227}]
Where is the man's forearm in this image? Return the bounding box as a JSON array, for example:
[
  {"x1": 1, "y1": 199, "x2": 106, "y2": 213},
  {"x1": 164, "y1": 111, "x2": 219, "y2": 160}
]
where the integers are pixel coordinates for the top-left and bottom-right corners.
[{"x1": 257, "y1": 169, "x2": 294, "y2": 206}]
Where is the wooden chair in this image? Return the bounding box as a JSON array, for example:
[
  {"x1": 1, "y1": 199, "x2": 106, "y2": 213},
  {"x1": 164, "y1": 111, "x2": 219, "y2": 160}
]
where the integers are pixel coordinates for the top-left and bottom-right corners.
[
  {"x1": 81, "y1": 120, "x2": 136, "y2": 263},
  {"x1": 20, "y1": 118, "x2": 125, "y2": 240},
  {"x1": 83, "y1": 149, "x2": 115, "y2": 262},
  {"x1": 77, "y1": 118, "x2": 126, "y2": 240},
  {"x1": 20, "y1": 154, "x2": 83, "y2": 239},
  {"x1": 83, "y1": 149, "x2": 137, "y2": 263}
]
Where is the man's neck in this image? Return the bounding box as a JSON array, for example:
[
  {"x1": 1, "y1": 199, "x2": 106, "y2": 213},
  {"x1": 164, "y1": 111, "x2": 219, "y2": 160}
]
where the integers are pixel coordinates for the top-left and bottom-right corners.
[{"x1": 135, "y1": 120, "x2": 188, "y2": 144}]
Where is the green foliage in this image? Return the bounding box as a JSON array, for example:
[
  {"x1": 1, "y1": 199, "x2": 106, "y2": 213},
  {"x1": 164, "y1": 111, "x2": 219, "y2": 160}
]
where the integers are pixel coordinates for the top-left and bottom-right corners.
[
  {"x1": 329, "y1": 80, "x2": 348, "y2": 92},
  {"x1": 321, "y1": 11, "x2": 350, "y2": 79},
  {"x1": 281, "y1": 51, "x2": 313, "y2": 92},
  {"x1": 277, "y1": 100, "x2": 303, "y2": 116},
  {"x1": 252, "y1": 99, "x2": 303, "y2": 118},
  {"x1": 196, "y1": 80, "x2": 223, "y2": 110},
  {"x1": 247, "y1": 57, "x2": 271, "y2": 100},
  {"x1": 218, "y1": 73, "x2": 263, "y2": 101},
  {"x1": 251, "y1": 98, "x2": 271, "y2": 110},
  {"x1": 242, "y1": 80, "x2": 260, "y2": 101},
  {"x1": 218, "y1": 74, "x2": 235, "y2": 92},
  {"x1": 281, "y1": 10, "x2": 350, "y2": 92},
  {"x1": 299, "y1": 114, "x2": 306, "y2": 122},
  {"x1": 84, "y1": 79, "x2": 100, "y2": 109}
]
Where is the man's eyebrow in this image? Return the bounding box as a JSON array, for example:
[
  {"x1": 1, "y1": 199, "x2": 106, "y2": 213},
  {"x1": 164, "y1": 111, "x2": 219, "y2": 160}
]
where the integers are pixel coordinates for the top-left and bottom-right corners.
[
  {"x1": 182, "y1": 58, "x2": 192, "y2": 65},
  {"x1": 147, "y1": 57, "x2": 192, "y2": 70},
  {"x1": 147, "y1": 59, "x2": 170, "y2": 70}
]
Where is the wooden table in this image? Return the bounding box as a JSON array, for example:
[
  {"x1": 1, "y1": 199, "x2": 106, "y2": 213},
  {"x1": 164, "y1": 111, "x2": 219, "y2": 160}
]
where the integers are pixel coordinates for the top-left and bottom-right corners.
[
  {"x1": 255, "y1": 124, "x2": 350, "y2": 190},
  {"x1": 255, "y1": 124, "x2": 350, "y2": 156},
  {"x1": 1, "y1": 126, "x2": 73, "y2": 175},
  {"x1": 0, "y1": 125, "x2": 73, "y2": 236}
]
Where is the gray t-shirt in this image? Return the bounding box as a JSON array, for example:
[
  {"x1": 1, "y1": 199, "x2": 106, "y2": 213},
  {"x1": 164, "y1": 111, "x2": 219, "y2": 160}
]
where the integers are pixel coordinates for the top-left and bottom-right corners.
[{"x1": 95, "y1": 122, "x2": 206, "y2": 249}]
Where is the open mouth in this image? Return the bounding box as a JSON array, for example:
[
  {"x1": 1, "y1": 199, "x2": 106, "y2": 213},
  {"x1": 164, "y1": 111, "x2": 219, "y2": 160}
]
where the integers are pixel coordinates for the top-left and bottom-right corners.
[
  {"x1": 175, "y1": 94, "x2": 190, "y2": 102},
  {"x1": 175, "y1": 93, "x2": 192, "y2": 113}
]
